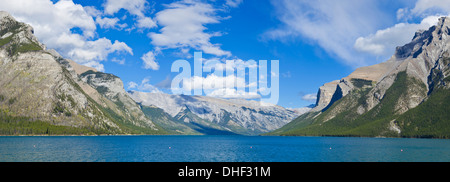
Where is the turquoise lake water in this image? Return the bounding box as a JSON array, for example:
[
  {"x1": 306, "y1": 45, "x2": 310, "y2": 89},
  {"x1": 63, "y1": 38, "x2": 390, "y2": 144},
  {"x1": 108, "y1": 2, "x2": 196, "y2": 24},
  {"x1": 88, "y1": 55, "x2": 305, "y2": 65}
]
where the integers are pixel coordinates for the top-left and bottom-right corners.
[{"x1": 1, "y1": 135, "x2": 449, "y2": 162}]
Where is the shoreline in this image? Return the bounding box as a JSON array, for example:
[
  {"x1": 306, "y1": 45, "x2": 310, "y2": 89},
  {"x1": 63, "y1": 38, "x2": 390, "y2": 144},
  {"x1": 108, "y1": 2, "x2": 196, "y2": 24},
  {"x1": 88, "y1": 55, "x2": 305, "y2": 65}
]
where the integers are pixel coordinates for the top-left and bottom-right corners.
[{"x1": 0, "y1": 134, "x2": 448, "y2": 140}]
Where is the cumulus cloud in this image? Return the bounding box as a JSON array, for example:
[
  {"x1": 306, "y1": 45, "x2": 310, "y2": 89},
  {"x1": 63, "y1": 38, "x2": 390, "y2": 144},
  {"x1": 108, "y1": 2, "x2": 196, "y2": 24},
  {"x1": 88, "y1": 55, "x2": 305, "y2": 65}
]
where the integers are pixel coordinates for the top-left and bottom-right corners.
[
  {"x1": 127, "y1": 78, "x2": 161, "y2": 93},
  {"x1": 170, "y1": 57, "x2": 267, "y2": 99},
  {"x1": 354, "y1": 16, "x2": 441, "y2": 57},
  {"x1": 70, "y1": 38, "x2": 132, "y2": 59},
  {"x1": 139, "y1": 78, "x2": 162, "y2": 93},
  {"x1": 95, "y1": 16, "x2": 127, "y2": 29},
  {"x1": 103, "y1": 0, "x2": 148, "y2": 17},
  {"x1": 103, "y1": 0, "x2": 156, "y2": 29},
  {"x1": 127, "y1": 81, "x2": 139, "y2": 89},
  {"x1": 225, "y1": 0, "x2": 243, "y2": 8},
  {"x1": 95, "y1": 16, "x2": 120, "y2": 29},
  {"x1": 178, "y1": 73, "x2": 261, "y2": 99},
  {"x1": 111, "y1": 57, "x2": 125, "y2": 64},
  {"x1": 137, "y1": 16, "x2": 157, "y2": 29},
  {"x1": 1, "y1": 0, "x2": 95, "y2": 38},
  {"x1": 301, "y1": 94, "x2": 317, "y2": 102},
  {"x1": 84, "y1": 6, "x2": 103, "y2": 17},
  {"x1": 141, "y1": 50, "x2": 160, "y2": 70},
  {"x1": 0, "y1": 0, "x2": 133, "y2": 72},
  {"x1": 140, "y1": 0, "x2": 235, "y2": 70},
  {"x1": 148, "y1": 0, "x2": 231, "y2": 57},
  {"x1": 410, "y1": 0, "x2": 450, "y2": 16},
  {"x1": 182, "y1": 74, "x2": 249, "y2": 91}
]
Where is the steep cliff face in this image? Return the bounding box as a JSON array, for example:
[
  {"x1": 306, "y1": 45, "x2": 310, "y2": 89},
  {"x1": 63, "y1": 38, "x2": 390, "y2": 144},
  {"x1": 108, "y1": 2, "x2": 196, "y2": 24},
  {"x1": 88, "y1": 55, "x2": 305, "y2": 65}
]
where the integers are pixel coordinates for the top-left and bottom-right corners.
[
  {"x1": 272, "y1": 17, "x2": 450, "y2": 138},
  {"x1": 78, "y1": 70, "x2": 157, "y2": 130},
  {"x1": 0, "y1": 11, "x2": 163, "y2": 135},
  {"x1": 311, "y1": 80, "x2": 339, "y2": 112}
]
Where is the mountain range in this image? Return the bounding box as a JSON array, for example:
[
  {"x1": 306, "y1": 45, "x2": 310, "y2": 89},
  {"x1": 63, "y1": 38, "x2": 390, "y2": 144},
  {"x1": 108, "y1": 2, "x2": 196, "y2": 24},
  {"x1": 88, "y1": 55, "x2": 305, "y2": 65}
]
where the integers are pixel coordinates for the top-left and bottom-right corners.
[
  {"x1": 0, "y1": 11, "x2": 304, "y2": 135},
  {"x1": 128, "y1": 91, "x2": 302, "y2": 135},
  {"x1": 1, "y1": 11, "x2": 448, "y2": 138},
  {"x1": 269, "y1": 17, "x2": 450, "y2": 138}
]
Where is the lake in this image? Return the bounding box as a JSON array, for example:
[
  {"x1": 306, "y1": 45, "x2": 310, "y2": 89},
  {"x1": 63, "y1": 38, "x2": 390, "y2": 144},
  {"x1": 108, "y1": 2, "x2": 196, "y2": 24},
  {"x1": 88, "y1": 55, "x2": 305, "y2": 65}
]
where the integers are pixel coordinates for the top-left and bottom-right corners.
[{"x1": 1, "y1": 135, "x2": 449, "y2": 162}]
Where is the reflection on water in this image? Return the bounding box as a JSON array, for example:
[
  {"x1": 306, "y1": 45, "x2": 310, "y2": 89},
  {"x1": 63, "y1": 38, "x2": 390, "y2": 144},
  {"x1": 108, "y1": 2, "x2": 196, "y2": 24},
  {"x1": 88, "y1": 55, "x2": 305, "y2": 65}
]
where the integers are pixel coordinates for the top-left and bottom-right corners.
[{"x1": 0, "y1": 135, "x2": 449, "y2": 162}]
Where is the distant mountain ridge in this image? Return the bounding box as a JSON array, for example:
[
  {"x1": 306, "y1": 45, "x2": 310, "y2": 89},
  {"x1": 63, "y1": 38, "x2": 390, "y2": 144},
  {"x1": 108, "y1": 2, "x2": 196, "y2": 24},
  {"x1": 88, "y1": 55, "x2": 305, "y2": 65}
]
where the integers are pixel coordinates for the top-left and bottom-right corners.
[
  {"x1": 270, "y1": 17, "x2": 450, "y2": 138},
  {"x1": 128, "y1": 91, "x2": 305, "y2": 135}
]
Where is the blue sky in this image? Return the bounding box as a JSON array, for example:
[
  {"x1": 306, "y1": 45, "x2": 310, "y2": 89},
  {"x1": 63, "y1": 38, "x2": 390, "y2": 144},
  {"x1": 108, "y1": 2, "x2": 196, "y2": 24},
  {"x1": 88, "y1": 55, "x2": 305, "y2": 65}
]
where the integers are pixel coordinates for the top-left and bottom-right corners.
[{"x1": 2, "y1": 0, "x2": 450, "y2": 108}]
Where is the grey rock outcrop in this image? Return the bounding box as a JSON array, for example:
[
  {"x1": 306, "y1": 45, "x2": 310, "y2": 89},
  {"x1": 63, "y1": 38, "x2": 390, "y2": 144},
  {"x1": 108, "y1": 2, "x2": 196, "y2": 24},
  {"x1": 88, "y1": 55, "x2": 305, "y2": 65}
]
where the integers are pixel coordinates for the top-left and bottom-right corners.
[{"x1": 311, "y1": 80, "x2": 339, "y2": 112}]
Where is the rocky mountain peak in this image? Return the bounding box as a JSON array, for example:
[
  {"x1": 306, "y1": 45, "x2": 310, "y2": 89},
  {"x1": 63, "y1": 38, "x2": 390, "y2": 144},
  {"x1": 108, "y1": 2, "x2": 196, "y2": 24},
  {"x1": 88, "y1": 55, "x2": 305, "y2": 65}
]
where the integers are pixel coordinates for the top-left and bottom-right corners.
[
  {"x1": 395, "y1": 17, "x2": 450, "y2": 59},
  {"x1": 0, "y1": 11, "x2": 45, "y2": 61},
  {"x1": 0, "y1": 11, "x2": 33, "y2": 37},
  {"x1": 436, "y1": 16, "x2": 450, "y2": 33},
  {"x1": 0, "y1": 11, "x2": 17, "y2": 26}
]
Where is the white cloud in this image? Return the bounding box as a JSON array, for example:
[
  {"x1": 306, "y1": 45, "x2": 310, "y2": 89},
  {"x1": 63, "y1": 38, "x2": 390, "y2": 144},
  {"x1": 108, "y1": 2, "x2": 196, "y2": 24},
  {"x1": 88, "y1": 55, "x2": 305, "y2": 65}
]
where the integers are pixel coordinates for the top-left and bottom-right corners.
[
  {"x1": 396, "y1": 8, "x2": 410, "y2": 21},
  {"x1": 410, "y1": 0, "x2": 450, "y2": 16},
  {"x1": 127, "y1": 78, "x2": 161, "y2": 93},
  {"x1": 264, "y1": 0, "x2": 391, "y2": 67},
  {"x1": 301, "y1": 94, "x2": 317, "y2": 102},
  {"x1": 176, "y1": 58, "x2": 263, "y2": 99},
  {"x1": 1, "y1": 0, "x2": 95, "y2": 38},
  {"x1": 84, "y1": 6, "x2": 127, "y2": 30},
  {"x1": 103, "y1": 0, "x2": 147, "y2": 17},
  {"x1": 225, "y1": 0, "x2": 243, "y2": 8},
  {"x1": 84, "y1": 6, "x2": 103, "y2": 17},
  {"x1": 66, "y1": 38, "x2": 132, "y2": 71},
  {"x1": 136, "y1": 16, "x2": 157, "y2": 29},
  {"x1": 96, "y1": 16, "x2": 119, "y2": 29},
  {"x1": 103, "y1": 0, "x2": 156, "y2": 29},
  {"x1": 202, "y1": 58, "x2": 258, "y2": 72},
  {"x1": 83, "y1": 61, "x2": 104, "y2": 73},
  {"x1": 148, "y1": 0, "x2": 231, "y2": 57},
  {"x1": 127, "y1": 81, "x2": 138, "y2": 89},
  {"x1": 354, "y1": 16, "x2": 440, "y2": 57},
  {"x1": 179, "y1": 73, "x2": 261, "y2": 99},
  {"x1": 111, "y1": 57, "x2": 125, "y2": 65},
  {"x1": 95, "y1": 16, "x2": 127, "y2": 29},
  {"x1": 0, "y1": 0, "x2": 133, "y2": 72},
  {"x1": 141, "y1": 51, "x2": 160, "y2": 70},
  {"x1": 182, "y1": 74, "x2": 249, "y2": 91},
  {"x1": 139, "y1": 78, "x2": 161, "y2": 93}
]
